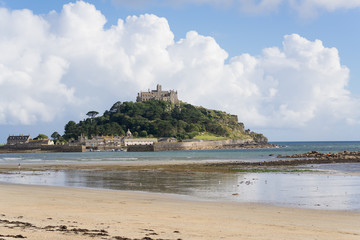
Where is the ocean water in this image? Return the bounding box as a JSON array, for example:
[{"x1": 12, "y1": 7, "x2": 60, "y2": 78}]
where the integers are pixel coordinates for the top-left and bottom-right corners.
[
  {"x1": 1, "y1": 141, "x2": 359, "y2": 164},
  {"x1": 1, "y1": 141, "x2": 360, "y2": 211}
]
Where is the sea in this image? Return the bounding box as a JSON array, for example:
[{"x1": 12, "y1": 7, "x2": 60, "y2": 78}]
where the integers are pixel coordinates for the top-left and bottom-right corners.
[{"x1": 1, "y1": 141, "x2": 360, "y2": 211}]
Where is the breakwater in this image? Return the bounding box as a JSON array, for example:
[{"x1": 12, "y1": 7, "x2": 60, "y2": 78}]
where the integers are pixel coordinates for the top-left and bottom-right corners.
[
  {"x1": 0, "y1": 144, "x2": 85, "y2": 153},
  {"x1": 127, "y1": 139, "x2": 275, "y2": 152}
]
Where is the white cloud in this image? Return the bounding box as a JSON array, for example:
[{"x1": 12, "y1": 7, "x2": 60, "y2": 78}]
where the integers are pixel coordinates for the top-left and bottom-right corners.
[
  {"x1": 166, "y1": 32, "x2": 357, "y2": 128},
  {"x1": 237, "y1": 0, "x2": 284, "y2": 14},
  {"x1": 0, "y1": 1, "x2": 359, "y2": 138},
  {"x1": 0, "y1": 7, "x2": 75, "y2": 125},
  {"x1": 290, "y1": 0, "x2": 360, "y2": 11},
  {"x1": 243, "y1": 0, "x2": 360, "y2": 17},
  {"x1": 221, "y1": 34, "x2": 356, "y2": 127},
  {"x1": 289, "y1": 0, "x2": 360, "y2": 17},
  {"x1": 110, "y1": 0, "x2": 233, "y2": 9},
  {"x1": 111, "y1": 0, "x2": 360, "y2": 16},
  {"x1": 238, "y1": 0, "x2": 360, "y2": 15}
]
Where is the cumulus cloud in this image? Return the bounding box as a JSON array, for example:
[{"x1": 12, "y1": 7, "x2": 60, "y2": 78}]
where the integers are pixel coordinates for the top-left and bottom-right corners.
[
  {"x1": 0, "y1": 1, "x2": 359, "y2": 137},
  {"x1": 168, "y1": 32, "x2": 358, "y2": 128},
  {"x1": 0, "y1": 7, "x2": 75, "y2": 124}
]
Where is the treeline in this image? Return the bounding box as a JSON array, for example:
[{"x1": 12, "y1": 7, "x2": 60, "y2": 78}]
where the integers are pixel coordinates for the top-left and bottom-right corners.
[{"x1": 62, "y1": 100, "x2": 267, "y2": 142}]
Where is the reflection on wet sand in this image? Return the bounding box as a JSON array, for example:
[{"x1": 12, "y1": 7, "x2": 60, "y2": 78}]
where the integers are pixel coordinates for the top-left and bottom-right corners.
[{"x1": 1, "y1": 169, "x2": 360, "y2": 211}]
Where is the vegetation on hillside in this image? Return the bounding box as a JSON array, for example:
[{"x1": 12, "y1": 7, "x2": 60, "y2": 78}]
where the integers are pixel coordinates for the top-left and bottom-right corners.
[
  {"x1": 62, "y1": 100, "x2": 267, "y2": 142},
  {"x1": 34, "y1": 134, "x2": 49, "y2": 140}
]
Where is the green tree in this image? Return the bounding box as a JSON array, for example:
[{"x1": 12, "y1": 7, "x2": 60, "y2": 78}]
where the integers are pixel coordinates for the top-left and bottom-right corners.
[
  {"x1": 51, "y1": 131, "x2": 61, "y2": 140},
  {"x1": 139, "y1": 130, "x2": 148, "y2": 137},
  {"x1": 86, "y1": 111, "x2": 99, "y2": 119},
  {"x1": 34, "y1": 134, "x2": 49, "y2": 140},
  {"x1": 64, "y1": 120, "x2": 79, "y2": 140}
]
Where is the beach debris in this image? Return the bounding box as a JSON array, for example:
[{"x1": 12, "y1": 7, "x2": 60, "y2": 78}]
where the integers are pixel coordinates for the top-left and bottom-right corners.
[
  {"x1": 146, "y1": 233, "x2": 158, "y2": 236},
  {"x1": 0, "y1": 219, "x2": 35, "y2": 229},
  {"x1": 0, "y1": 234, "x2": 26, "y2": 238},
  {"x1": 59, "y1": 225, "x2": 67, "y2": 230},
  {"x1": 0, "y1": 216, "x2": 173, "y2": 240},
  {"x1": 143, "y1": 229, "x2": 159, "y2": 236}
]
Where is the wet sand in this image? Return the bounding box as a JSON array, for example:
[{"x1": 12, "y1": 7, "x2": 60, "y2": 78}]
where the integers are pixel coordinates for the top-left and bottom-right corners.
[
  {"x1": 0, "y1": 160, "x2": 327, "y2": 174},
  {"x1": 1, "y1": 160, "x2": 360, "y2": 239},
  {"x1": 1, "y1": 152, "x2": 360, "y2": 174},
  {"x1": 1, "y1": 183, "x2": 360, "y2": 240}
]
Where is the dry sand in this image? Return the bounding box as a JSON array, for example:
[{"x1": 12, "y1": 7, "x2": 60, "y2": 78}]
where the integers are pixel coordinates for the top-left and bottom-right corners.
[{"x1": 0, "y1": 183, "x2": 359, "y2": 240}]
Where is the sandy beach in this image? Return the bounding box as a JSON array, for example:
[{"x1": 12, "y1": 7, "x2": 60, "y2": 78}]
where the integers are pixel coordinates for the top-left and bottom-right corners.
[{"x1": 1, "y1": 182, "x2": 360, "y2": 240}]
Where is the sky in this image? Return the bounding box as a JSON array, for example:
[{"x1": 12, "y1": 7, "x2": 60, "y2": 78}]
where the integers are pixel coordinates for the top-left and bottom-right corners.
[{"x1": 1, "y1": 0, "x2": 360, "y2": 143}]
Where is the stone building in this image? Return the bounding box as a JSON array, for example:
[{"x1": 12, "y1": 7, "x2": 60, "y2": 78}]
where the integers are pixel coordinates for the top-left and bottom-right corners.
[
  {"x1": 136, "y1": 84, "x2": 179, "y2": 104},
  {"x1": 77, "y1": 134, "x2": 157, "y2": 150},
  {"x1": 7, "y1": 135, "x2": 31, "y2": 145},
  {"x1": 79, "y1": 136, "x2": 123, "y2": 149},
  {"x1": 27, "y1": 139, "x2": 54, "y2": 147},
  {"x1": 123, "y1": 138, "x2": 158, "y2": 146},
  {"x1": 6, "y1": 135, "x2": 53, "y2": 146}
]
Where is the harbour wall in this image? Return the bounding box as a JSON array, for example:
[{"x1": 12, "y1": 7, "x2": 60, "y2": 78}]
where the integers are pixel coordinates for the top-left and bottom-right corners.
[
  {"x1": 0, "y1": 144, "x2": 85, "y2": 153},
  {"x1": 154, "y1": 139, "x2": 255, "y2": 151},
  {"x1": 127, "y1": 139, "x2": 271, "y2": 152}
]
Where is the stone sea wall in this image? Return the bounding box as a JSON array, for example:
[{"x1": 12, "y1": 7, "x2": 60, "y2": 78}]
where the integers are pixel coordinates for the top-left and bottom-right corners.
[
  {"x1": 154, "y1": 139, "x2": 254, "y2": 151},
  {"x1": 127, "y1": 139, "x2": 275, "y2": 152},
  {"x1": 127, "y1": 145, "x2": 155, "y2": 152},
  {"x1": 41, "y1": 145, "x2": 86, "y2": 152},
  {"x1": 0, "y1": 144, "x2": 85, "y2": 153}
]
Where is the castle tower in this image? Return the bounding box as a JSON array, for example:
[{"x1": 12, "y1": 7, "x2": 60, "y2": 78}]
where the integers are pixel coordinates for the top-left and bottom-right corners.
[{"x1": 136, "y1": 84, "x2": 179, "y2": 104}]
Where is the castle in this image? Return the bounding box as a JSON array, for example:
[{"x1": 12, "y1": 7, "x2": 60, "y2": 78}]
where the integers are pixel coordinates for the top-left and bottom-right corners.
[{"x1": 136, "y1": 84, "x2": 179, "y2": 104}]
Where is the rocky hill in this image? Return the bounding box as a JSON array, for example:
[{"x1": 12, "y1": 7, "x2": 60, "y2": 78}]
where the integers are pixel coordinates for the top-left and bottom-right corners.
[{"x1": 63, "y1": 100, "x2": 267, "y2": 143}]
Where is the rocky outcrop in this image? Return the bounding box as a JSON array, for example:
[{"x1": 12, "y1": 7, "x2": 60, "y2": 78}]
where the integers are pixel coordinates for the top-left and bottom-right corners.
[
  {"x1": 277, "y1": 150, "x2": 360, "y2": 160},
  {"x1": 202, "y1": 150, "x2": 360, "y2": 168}
]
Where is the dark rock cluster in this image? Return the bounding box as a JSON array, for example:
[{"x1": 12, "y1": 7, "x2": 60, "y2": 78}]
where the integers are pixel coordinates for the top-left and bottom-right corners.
[{"x1": 278, "y1": 150, "x2": 360, "y2": 160}]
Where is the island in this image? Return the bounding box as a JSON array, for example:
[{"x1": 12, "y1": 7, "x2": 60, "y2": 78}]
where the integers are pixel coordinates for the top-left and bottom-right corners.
[{"x1": 1, "y1": 84, "x2": 273, "y2": 153}]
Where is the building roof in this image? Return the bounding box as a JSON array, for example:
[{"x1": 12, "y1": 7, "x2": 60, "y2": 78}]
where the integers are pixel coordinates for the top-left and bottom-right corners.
[{"x1": 7, "y1": 135, "x2": 30, "y2": 139}]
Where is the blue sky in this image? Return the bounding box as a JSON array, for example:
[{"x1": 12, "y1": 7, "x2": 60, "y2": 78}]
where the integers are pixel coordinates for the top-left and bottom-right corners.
[{"x1": 1, "y1": 0, "x2": 360, "y2": 142}]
